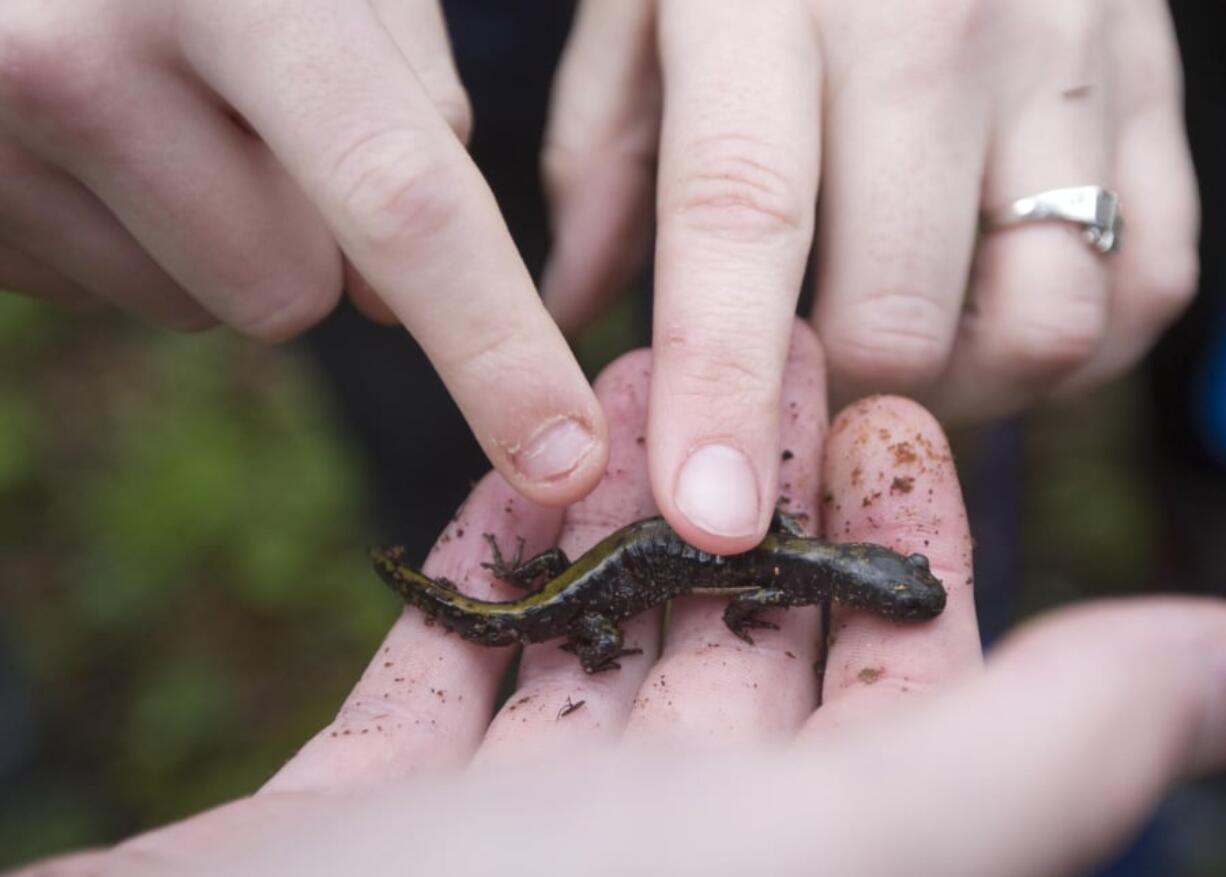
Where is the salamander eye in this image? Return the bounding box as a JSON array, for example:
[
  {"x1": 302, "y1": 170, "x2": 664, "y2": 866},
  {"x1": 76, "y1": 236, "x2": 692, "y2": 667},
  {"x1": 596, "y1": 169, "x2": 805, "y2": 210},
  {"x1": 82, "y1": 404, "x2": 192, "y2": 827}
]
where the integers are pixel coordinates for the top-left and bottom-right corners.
[{"x1": 907, "y1": 553, "x2": 930, "y2": 572}]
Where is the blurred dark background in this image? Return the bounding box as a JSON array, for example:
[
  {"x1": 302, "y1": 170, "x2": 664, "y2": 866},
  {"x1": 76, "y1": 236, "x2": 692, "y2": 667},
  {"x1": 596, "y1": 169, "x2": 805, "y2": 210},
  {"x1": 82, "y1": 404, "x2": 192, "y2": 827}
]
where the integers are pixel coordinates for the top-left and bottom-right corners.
[{"x1": 1, "y1": 0, "x2": 1223, "y2": 872}]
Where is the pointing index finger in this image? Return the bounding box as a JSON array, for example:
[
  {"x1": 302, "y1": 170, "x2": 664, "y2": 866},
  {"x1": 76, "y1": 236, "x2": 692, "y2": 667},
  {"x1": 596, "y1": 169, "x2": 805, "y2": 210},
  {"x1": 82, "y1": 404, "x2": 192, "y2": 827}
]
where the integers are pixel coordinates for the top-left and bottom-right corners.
[{"x1": 178, "y1": 0, "x2": 608, "y2": 505}]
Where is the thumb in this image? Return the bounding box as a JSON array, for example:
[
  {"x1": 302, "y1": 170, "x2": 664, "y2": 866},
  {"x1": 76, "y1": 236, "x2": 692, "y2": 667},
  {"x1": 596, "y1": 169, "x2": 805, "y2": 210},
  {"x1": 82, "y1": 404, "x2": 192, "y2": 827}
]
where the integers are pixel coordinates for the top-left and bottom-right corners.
[{"x1": 819, "y1": 597, "x2": 1226, "y2": 876}]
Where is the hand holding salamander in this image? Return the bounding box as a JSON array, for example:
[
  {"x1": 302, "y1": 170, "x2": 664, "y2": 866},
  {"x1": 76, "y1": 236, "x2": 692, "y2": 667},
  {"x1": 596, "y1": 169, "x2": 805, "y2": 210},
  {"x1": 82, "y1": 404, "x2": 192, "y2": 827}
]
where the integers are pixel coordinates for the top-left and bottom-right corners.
[{"x1": 27, "y1": 342, "x2": 1226, "y2": 877}]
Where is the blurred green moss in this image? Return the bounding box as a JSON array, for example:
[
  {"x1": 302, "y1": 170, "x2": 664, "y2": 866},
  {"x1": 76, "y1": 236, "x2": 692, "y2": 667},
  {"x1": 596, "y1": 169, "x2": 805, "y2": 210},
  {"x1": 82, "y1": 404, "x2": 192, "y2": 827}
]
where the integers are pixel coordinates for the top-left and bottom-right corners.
[
  {"x1": 0, "y1": 388, "x2": 36, "y2": 494},
  {"x1": 1018, "y1": 381, "x2": 1160, "y2": 615},
  {"x1": 572, "y1": 291, "x2": 649, "y2": 377},
  {"x1": 0, "y1": 294, "x2": 393, "y2": 868}
]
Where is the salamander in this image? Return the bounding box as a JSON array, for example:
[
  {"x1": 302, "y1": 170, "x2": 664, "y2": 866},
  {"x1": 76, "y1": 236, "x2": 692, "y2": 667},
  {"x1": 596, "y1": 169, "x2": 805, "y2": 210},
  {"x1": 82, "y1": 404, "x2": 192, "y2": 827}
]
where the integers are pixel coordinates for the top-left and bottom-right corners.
[{"x1": 371, "y1": 513, "x2": 946, "y2": 673}]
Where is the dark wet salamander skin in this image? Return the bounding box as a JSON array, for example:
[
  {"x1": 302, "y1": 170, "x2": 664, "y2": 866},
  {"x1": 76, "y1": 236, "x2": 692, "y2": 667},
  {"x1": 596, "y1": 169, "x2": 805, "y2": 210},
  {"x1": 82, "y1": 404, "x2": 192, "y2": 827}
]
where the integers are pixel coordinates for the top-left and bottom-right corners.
[{"x1": 371, "y1": 514, "x2": 946, "y2": 673}]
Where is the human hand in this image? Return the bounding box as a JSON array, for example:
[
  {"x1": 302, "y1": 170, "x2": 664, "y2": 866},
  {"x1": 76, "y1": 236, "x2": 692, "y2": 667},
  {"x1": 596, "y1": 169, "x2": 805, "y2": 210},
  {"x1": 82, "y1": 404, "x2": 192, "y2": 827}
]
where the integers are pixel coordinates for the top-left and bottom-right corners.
[
  {"x1": 541, "y1": 0, "x2": 1197, "y2": 551},
  {"x1": 0, "y1": 0, "x2": 608, "y2": 506},
  {"x1": 25, "y1": 328, "x2": 1226, "y2": 876}
]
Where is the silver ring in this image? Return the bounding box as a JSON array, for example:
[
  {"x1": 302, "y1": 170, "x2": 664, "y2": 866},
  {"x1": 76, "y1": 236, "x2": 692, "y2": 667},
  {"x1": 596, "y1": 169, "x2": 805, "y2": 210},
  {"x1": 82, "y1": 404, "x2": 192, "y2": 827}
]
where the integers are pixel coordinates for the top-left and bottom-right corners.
[{"x1": 983, "y1": 186, "x2": 1122, "y2": 254}]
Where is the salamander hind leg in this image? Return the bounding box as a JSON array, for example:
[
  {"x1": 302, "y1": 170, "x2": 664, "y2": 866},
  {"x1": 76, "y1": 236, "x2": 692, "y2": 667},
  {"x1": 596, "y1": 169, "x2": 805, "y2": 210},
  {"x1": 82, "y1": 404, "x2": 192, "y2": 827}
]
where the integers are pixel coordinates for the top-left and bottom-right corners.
[
  {"x1": 723, "y1": 588, "x2": 791, "y2": 645},
  {"x1": 561, "y1": 612, "x2": 642, "y2": 673},
  {"x1": 480, "y1": 534, "x2": 571, "y2": 589}
]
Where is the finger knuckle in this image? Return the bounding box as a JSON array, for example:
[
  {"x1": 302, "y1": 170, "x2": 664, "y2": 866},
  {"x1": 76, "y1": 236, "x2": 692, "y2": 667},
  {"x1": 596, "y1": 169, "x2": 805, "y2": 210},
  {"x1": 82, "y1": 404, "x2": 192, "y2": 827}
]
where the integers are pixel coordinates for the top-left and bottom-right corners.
[
  {"x1": 328, "y1": 127, "x2": 462, "y2": 258},
  {"x1": 664, "y1": 134, "x2": 810, "y2": 243},
  {"x1": 593, "y1": 348, "x2": 653, "y2": 398},
  {"x1": 824, "y1": 291, "x2": 952, "y2": 390}
]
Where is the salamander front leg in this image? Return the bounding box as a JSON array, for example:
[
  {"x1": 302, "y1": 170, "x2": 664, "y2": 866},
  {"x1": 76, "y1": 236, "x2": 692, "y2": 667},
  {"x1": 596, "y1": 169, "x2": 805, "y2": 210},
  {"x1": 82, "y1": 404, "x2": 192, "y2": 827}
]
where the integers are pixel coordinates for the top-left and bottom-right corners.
[
  {"x1": 769, "y1": 510, "x2": 808, "y2": 538},
  {"x1": 560, "y1": 612, "x2": 642, "y2": 673},
  {"x1": 480, "y1": 534, "x2": 571, "y2": 589},
  {"x1": 723, "y1": 588, "x2": 790, "y2": 645}
]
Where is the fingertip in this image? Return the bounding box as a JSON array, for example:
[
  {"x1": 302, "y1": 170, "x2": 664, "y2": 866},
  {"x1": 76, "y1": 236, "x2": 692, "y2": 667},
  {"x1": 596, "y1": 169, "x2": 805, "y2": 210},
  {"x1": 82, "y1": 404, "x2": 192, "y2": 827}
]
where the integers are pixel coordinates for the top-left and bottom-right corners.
[
  {"x1": 666, "y1": 440, "x2": 769, "y2": 552},
  {"x1": 810, "y1": 393, "x2": 980, "y2": 722},
  {"x1": 648, "y1": 326, "x2": 820, "y2": 554},
  {"x1": 827, "y1": 393, "x2": 940, "y2": 446},
  {"x1": 498, "y1": 408, "x2": 611, "y2": 509},
  {"x1": 647, "y1": 341, "x2": 786, "y2": 550},
  {"x1": 823, "y1": 395, "x2": 969, "y2": 577},
  {"x1": 592, "y1": 347, "x2": 655, "y2": 398},
  {"x1": 605, "y1": 347, "x2": 774, "y2": 552}
]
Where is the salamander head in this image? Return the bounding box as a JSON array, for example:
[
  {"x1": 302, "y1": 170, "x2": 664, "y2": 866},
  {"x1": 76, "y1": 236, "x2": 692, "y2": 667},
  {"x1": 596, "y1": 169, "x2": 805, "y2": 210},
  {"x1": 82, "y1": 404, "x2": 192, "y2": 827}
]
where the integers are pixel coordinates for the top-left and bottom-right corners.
[{"x1": 853, "y1": 547, "x2": 947, "y2": 621}]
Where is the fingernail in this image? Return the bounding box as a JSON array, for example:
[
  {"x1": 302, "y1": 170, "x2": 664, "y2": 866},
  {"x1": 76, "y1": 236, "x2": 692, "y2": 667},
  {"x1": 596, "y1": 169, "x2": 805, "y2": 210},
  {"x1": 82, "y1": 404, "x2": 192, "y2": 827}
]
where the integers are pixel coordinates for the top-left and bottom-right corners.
[
  {"x1": 1193, "y1": 648, "x2": 1226, "y2": 771},
  {"x1": 513, "y1": 418, "x2": 597, "y2": 483},
  {"x1": 674, "y1": 443, "x2": 760, "y2": 539}
]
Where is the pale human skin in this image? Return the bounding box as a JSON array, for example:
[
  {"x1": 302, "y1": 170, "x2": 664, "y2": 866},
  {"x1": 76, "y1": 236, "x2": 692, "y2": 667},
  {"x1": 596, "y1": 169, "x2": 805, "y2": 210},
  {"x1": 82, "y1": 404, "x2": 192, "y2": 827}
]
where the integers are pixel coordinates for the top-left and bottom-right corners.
[
  {"x1": 22, "y1": 330, "x2": 1226, "y2": 877},
  {"x1": 0, "y1": 0, "x2": 1200, "y2": 556},
  {"x1": 0, "y1": 0, "x2": 611, "y2": 509},
  {"x1": 541, "y1": 0, "x2": 1199, "y2": 553}
]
